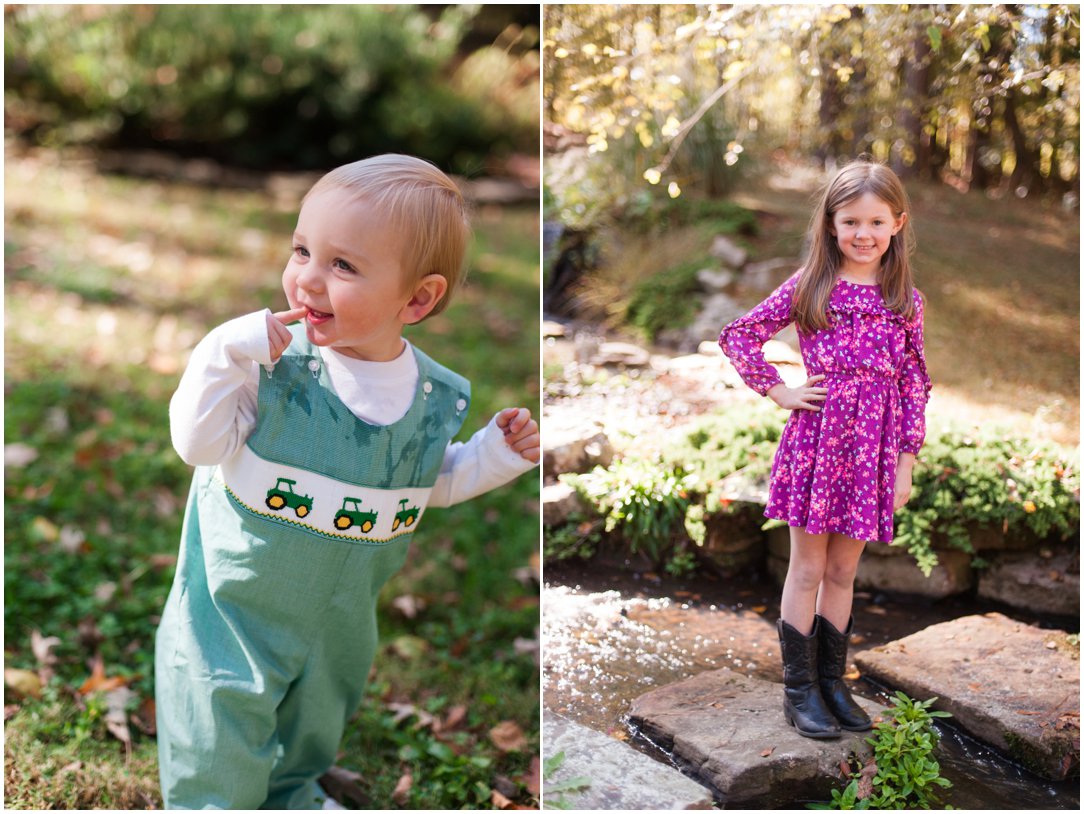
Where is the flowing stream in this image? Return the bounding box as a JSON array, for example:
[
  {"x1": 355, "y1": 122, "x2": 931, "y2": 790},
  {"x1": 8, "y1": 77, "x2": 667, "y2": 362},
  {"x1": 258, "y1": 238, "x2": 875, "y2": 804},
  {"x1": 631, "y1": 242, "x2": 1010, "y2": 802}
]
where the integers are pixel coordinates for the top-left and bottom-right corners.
[{"x1": 543, "y1": 563, "x2": 1079, "y2": 810}]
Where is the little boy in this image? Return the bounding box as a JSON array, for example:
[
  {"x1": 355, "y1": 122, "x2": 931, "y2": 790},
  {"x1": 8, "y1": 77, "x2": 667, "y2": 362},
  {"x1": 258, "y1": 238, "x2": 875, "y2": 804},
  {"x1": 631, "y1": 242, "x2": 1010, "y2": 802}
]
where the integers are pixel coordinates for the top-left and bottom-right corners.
[{"x1": 155, "y1": 155, "x2": 539, "y2": 809}]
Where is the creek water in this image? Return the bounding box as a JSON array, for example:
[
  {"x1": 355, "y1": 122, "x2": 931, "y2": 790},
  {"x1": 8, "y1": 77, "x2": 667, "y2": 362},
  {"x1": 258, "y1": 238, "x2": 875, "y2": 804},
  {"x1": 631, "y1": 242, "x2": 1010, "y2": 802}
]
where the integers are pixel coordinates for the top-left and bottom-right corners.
[{"x1": 543, "y1": 563, "x2": 1079, "y2": 810}]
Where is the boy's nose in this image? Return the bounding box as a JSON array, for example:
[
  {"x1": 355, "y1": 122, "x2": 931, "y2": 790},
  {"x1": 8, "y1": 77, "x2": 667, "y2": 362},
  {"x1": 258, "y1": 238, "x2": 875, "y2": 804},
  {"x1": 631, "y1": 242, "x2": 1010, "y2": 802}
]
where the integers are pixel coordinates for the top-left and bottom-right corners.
[{"x1": 296, "y1": 264, "x2": 326, "y2": 293}]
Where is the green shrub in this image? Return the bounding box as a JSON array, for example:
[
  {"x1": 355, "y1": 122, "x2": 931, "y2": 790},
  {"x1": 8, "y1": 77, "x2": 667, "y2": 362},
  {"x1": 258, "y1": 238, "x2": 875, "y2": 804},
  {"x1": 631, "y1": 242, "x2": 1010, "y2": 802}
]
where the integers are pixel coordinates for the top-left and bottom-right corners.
[
  {"x1": 558, "y1": 405, "x2": 1079, "y2": 577},
  {"x1": 896, "y1": 426, "x2": 1080, "y2": 575},
  {"x1": 625, "y1": 257, "x2": 708, "y2": 340},
  {"x1": 5, "y1": 5, "x2": 537, "y2": 172},
  {"x1": 561, "y1": 459, "x2": 698, "y2": 571},
  {"x1": 814, "y1": 692, "x2": 953, "y2": 810}
]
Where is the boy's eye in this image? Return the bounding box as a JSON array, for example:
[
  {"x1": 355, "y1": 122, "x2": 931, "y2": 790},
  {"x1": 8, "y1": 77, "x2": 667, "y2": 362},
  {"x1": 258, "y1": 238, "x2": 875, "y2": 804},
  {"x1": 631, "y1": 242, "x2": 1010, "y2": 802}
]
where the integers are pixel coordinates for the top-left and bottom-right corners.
[
  {"x1": 293, "y1": 245, "x2": 309, "y2": 258},
  {"x1": 334, "y1": 258, "x2": 355, "y2": 273}
]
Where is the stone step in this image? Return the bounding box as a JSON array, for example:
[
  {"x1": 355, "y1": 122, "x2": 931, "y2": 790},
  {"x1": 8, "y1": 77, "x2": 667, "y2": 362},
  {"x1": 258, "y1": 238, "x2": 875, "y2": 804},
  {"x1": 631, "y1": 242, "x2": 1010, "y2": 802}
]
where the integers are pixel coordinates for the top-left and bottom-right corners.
[
  {"x1": 543, "y1": 714, "x2": 714, "y2": 810},
  {"x1": 627, "y1": 669, "x2": 880, "y2": 807},
  {"x1": 855, "y1": 612, "x2": 1080, "y2": 780}
]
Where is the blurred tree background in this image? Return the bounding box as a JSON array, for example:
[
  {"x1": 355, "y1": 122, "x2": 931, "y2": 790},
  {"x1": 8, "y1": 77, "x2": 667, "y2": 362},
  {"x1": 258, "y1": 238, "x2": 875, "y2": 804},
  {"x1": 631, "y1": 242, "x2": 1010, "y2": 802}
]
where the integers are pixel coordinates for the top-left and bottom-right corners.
[
  {"x1": 6, "y1": 3, "x2": 539, "y2": 173},
  {"x1": 5, "y1": 4, "x2": 541, "y2": 809},
  {"x1": 544, "y1": 3, "x2": 1078, "y2": 217}
]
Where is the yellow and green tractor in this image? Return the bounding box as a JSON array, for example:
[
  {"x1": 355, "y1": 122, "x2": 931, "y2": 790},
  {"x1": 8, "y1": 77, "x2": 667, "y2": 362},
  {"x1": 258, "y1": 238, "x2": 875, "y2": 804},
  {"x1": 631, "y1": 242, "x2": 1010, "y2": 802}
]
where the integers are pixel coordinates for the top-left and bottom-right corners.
[
  {"x1": 265, "y1": 478, "x2": 314, "y2": 519},
  {"x1": 333, "y1": 497, "x2": 378, "y2": 534},
  {"x1": 392, "y1": 499, "x2": 420, "y2": 531}
]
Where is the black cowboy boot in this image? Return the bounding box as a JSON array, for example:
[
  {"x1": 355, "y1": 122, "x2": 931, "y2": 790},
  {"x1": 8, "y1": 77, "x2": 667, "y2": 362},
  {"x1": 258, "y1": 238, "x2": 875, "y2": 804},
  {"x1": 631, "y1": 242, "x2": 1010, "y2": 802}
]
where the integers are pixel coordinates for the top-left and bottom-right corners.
[
  {"x1": 777, "y1": 618, "x2": 841, "y2": 739},
  {"x1": 816, "y1": 614, "x2": 872, "y2": 732}
]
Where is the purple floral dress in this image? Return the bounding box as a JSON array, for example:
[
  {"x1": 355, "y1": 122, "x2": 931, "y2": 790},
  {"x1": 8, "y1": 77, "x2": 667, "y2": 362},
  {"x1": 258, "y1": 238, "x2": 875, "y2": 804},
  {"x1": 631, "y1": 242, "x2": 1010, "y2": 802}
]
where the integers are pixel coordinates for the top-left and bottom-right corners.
[{"x1": 719, "y1": 273, "x2": 931, "y2": 543}]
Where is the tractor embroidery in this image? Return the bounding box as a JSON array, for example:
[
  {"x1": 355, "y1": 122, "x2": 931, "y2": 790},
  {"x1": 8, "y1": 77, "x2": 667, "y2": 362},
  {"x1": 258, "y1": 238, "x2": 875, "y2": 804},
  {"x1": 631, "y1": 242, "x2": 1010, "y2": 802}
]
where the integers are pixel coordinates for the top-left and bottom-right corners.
[
  {"x1": 392, "y1": 499, "x2": 420, "y2": 531},
  {"x1": 265, "y1": 477, "x2": 314, "y2": 519},
  {"x1": 333, "y1": 497, "x2": 378, "y2": 534}
]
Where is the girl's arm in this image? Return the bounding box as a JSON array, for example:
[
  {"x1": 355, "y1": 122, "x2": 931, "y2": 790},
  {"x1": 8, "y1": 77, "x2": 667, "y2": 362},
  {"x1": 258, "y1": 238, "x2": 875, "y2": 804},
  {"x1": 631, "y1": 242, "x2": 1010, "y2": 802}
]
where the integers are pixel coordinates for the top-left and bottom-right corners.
[
  {"x1": 898, "y1": 294, "x2": 932, "y2": 455},
  {"x1": 718, "y1": 273, "x2": 799, "y2": 396},
  {"x1": 427, "y1": 411, "x2": 538, "y2": 508},
  {"x1": 169, "y1": 311, "x2": 272, "y2": 466}
]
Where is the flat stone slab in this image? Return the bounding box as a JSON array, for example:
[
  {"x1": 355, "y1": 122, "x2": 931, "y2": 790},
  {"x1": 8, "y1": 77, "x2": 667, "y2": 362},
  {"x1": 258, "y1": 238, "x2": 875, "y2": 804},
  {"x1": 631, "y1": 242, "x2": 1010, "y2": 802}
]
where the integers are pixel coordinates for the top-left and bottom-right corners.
[
  {"x1": 855, "y1": 613, "x2": 1080, "y2": 780},
  {"x1": 628, "y1": 669, "x2": 879, "y2": 806},
  {"x1": 543, "y1": 714, "x2": 713, "y2": 810}
]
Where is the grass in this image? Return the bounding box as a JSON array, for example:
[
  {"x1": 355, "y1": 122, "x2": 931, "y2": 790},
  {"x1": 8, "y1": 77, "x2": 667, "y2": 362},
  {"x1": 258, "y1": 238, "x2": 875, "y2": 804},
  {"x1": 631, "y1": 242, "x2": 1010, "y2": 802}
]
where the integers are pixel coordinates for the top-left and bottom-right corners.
[{"x1": 4, "y1": 146, "x2": 540, "y2": 809}]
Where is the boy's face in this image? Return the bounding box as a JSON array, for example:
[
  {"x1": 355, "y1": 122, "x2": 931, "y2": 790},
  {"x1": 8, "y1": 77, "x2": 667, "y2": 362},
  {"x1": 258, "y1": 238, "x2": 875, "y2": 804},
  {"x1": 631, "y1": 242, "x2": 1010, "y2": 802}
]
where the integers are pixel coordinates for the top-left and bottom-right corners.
[{"x1": 282, "y1": 188, "x2": 414, "y2": 362}]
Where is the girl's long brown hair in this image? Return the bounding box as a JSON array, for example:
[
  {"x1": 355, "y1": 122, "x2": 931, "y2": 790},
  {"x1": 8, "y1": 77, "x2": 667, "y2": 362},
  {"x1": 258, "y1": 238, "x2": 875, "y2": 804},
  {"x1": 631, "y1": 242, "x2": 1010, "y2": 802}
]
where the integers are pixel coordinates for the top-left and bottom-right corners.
[{"x1": 792, "y1": 157, "x2": 918, "y2": 333}]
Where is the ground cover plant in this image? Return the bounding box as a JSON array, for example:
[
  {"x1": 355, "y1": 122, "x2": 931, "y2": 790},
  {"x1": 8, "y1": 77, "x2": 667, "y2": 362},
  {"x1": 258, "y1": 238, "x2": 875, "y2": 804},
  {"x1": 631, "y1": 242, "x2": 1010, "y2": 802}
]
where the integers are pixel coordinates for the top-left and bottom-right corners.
[{"x1": 4, "y1": 148, "x2": 540, "y2": 809}]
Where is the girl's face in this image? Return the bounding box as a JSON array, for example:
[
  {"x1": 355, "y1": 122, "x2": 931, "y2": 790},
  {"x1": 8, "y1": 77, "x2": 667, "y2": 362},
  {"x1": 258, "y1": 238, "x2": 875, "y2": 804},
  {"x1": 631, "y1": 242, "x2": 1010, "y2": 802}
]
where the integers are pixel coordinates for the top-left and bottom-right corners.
[
  {"x1": 828, "y1": 192, "x2": 907, "y2": 277},
  {"x1": 282, "y1": 187, "x2": 415, "y2": 362}
]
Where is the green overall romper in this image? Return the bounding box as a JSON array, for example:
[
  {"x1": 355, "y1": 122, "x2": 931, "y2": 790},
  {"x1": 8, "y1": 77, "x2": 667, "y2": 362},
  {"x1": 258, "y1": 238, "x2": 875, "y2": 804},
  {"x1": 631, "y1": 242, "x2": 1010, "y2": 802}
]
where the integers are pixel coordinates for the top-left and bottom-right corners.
[{"x1": 155, "y1": 326, "x2": 469, "y2": 809}]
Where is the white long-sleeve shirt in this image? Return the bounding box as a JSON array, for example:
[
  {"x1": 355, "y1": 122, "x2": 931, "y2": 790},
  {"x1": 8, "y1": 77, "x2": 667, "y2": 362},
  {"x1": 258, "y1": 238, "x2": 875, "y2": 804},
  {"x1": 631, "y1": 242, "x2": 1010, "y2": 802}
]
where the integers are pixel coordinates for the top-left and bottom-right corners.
[{"x1": 169, "y1": 311, "x2": 535, "y2": 507}]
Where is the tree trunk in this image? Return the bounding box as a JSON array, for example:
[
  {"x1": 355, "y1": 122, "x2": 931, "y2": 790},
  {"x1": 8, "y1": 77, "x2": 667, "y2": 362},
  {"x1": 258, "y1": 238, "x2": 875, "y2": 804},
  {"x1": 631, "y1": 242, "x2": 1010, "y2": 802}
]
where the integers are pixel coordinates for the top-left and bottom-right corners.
[{"x1": 897, "y1": 25, "x2": 931, "y2": 179}]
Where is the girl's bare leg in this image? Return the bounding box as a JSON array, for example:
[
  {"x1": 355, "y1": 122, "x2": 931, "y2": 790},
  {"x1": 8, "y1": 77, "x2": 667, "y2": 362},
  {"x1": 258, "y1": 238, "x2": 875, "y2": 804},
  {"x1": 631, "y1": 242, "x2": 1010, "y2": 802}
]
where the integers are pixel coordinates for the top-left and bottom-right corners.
[
  {"x1": 779, "y1": 526, "x2": 830, "y2": 635},
  {"x1": 815, "y1": 534, "x2": 866, "y2": 631}
]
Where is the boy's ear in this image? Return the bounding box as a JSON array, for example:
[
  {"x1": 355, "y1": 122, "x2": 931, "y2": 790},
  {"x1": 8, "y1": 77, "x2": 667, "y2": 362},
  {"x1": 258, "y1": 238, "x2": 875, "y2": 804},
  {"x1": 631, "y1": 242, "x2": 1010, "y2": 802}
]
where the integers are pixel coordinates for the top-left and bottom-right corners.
[{"x1": 400, "y1": 274, "x2": 448, "y2": 325}]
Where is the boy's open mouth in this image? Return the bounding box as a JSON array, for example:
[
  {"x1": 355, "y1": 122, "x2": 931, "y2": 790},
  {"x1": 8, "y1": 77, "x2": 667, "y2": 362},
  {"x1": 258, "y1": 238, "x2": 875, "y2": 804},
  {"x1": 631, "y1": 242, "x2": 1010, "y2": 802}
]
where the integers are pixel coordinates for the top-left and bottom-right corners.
[{"x1": 306, "y1": 307, "x2": 333, "y2": 325}]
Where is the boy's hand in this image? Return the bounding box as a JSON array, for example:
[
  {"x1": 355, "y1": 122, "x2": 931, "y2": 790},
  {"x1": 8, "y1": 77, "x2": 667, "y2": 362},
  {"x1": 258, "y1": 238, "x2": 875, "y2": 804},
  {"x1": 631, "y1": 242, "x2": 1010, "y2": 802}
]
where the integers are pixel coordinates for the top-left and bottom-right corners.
[
  {"x1": 267, "y1": 307, "x2": 307, "y2": 362},
  {"x1": 496, "y1": 407, "x2": 540, "y2": 464}
]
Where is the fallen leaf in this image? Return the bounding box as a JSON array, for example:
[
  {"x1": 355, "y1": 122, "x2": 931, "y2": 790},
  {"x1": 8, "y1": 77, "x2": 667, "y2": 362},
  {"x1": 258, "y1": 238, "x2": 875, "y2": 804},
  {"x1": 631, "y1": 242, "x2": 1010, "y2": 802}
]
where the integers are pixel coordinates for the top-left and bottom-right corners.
[
  {"x1": 131, "y1": 696, "x2": 156, "y2": 736},
  {"x1": 760, "y1": 746, "x2": 775, "y2": 758},
  {"x1": 4, "y1": 668, "x2": 42, "y2": 700},
  {"x1": 30, "y1": 516, "x2": 60, "y2": 543},
  {"x1": 104, "y1": 686, "x2": 135, "y2": 759},
  {"x1": 391, "y1": 594, "x2": 421, "y2": 619},
  {"x1": 843, "y1": 667, "x2": 861, "y2": 680},
  {"x1": 493, "y1": 775, "x2": 520, "y2": 799},
  {"x1": 31, "y1": 630, "x2": 62, "y2": 683},
  {"x1": 59, "y1": 760, "x2": 83, "y2": 775},
  {"x1": 520, "y1": 756, "x2": 541, "y2": 797},
  {"x1": 391, "y1": 772, "x2": 413, "y2": 806},
  {"x1": 6, "y1": 443, "x2": 40, "y2": 467},
  {"x1": 856, "y1": 758, "x2": 878, "y2": 799},
  {"x1": 490, "y1": 720, "x2": 528, "y2": 752},
  {"x1": 968, "y1": 683, "x2": 983, "y2": 691},
  {"x1": 5, "y1": 704, "x2": 21, "y2": 720},
  {"x1": 388, "y1": 635, "x2": 429, "y2": 660},
  {"x1": 440, "y1": 704, "x2": 468, "y2": 733},
  {"x1": 386, "y1": 702, "x2": 436, "y2": 730},
  {"x1": 78, "y1": 653, "x2": 133, "y2": 695},
  {"x1": 320, "y1": 765, "x2": 370, "y2": 808},
  {"x1": 751, "y1": 605, "x2": 768, "y2": 614},
  {"x1": 1016, "y1": 710, "x2": 1044, "y2": 716},
  {"x1": 491, "y1": 789, "x2": 514, "y2": 809}
]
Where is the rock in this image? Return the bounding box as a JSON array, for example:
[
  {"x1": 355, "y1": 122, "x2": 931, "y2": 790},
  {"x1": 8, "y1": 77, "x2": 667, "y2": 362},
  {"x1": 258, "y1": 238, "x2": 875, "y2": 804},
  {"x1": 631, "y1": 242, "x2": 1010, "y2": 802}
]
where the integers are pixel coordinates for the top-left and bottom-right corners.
[
  {"x1": 592, "y1": 341, "x2": 650, "y2": 367},
  {"x1": 855, "y1": 613, "x2": 1080, "y2": 780},
  {"x1": 696, "y1": 510, "x2": 766, "y2": 576},
  {"x1": 685, "y1": 293, "x2": 748, "y2": 349},
  {"x1": 543, "y1": 426, "x2": 614, "y2": 479},
  {"x1": 855, "y1": 547, "x2": 972, "y2": 598},
  {"x1": 543, "y1": 714, "x2": 714, "y2": 810},
  {"x1": 666, "y1": 353, "x2": 723, "y2": 374},
  {"x1": 543, "y1": 481, "x2": 584, "y2": 527},
  {"x1": 977, "y1": 548, "x2": 1079, "y2": 617},
  {"x1": 709, "y1": 235, "x2": 749, "y2": 269},
  {"x1": 628, "y1": 669, "x2": 878, "y2": 806},
  {"x1": 768, "y1": 528, "x2": 973, "y2": 598},
  {"x1": 742, "y1": 258, "x2": 796, "y2": 291},
  {"x1": 697, "y1": 340, "x2": 724, "y2": 357},
  {"x1": 696, "y1": 268, "x2": 737, "y2": 293}
]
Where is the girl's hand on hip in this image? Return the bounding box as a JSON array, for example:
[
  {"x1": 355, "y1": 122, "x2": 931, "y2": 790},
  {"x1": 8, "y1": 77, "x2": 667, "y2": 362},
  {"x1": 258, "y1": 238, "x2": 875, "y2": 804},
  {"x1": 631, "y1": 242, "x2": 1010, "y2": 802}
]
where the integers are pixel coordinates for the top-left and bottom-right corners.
[
  {"x1": 267, "y1": 307, "x2": 307, "y2": 362},
  {"x1": 496, "y1": 407, "x2": 540, "y2": 464},
  {"x1": 767, "y1": 375, "x2": 828, "y2": 412}
]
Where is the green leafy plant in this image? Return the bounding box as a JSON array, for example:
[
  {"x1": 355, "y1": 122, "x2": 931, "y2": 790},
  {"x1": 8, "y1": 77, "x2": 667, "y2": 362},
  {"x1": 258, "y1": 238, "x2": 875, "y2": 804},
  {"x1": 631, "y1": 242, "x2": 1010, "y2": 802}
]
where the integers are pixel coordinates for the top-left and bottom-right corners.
[
  {"x1": 814, "y1": 692, "x2": 954, "y2": 810},
  {"x1": 895, "y1": 427, "x2": 1079, "y2": 575},
  {"x1": 542, "y1": 751, "x2": 591, "y2": 810},
  {"x1": 561, "y1": 459, "x2": 698, "y2": 569},
  {"x1": 543, "y1": 516, "x2": 602, "y2": 562},
  {"x1": 625, "y1": 256, "x2": 710, "y2": 341}
]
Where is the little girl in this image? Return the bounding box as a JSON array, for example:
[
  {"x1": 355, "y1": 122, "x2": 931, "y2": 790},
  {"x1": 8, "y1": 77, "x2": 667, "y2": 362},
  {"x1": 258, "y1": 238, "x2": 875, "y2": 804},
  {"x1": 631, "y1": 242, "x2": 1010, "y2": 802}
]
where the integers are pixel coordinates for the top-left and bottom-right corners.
[{"x1": 719, "y1": 157, "x2": 931, "y2": 739}]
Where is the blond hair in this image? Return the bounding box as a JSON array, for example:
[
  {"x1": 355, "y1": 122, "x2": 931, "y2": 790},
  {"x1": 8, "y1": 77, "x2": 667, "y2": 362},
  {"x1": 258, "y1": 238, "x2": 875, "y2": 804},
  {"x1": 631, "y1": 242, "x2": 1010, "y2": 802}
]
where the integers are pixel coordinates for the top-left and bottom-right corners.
[
  {"x1": 303, "y1": 154, "x2": 470, "y2": 319},
  {"x1": 793, "y1": 157, "x2": 918, "y2": 333}
]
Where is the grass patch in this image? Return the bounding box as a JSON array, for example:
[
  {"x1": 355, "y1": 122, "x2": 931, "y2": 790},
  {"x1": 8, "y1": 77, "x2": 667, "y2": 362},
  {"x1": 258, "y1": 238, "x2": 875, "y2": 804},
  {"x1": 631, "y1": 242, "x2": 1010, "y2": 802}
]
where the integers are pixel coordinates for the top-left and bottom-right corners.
[{"x1": 4, "y1": 147, "x2": 539, "y2": 809}]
